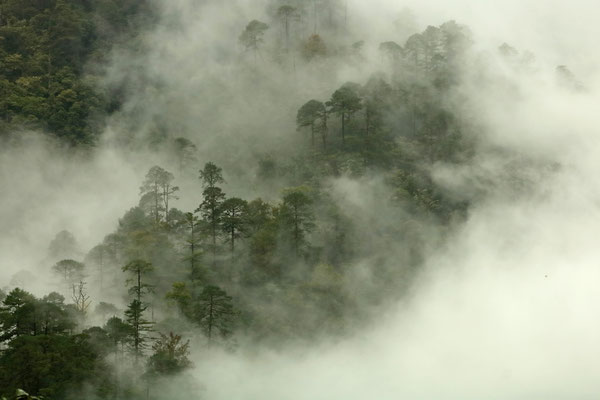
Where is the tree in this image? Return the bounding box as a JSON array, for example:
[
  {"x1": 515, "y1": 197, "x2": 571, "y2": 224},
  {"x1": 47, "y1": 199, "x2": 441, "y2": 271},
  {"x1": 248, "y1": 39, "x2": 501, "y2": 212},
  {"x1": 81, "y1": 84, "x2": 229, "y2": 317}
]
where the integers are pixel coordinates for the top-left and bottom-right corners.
[
  {"x1": 317, "y1": 101, "x2": 329, "y2": 150},
  {"x1": 404, "y1": 33, "x2": 426, "y2": 72},
  {"x1": 195, "y1": 286, "x2": 235, "y2": 342},
  {"x1": 172, "y1": 137, "x2": 197, "y2": 172},
  {"x1": 280, "y1": 187, "x2": 315, "y2": 257},
  {"x1": 124, "y1": 300, "x2": 153, "y2": 362},
  {"x1": 302, "y1": 34, "x2": 326, "y2": 61},
  {"x1": 104, "y1": 316, "x2": 131, "y2": 356},
  {"x1": 327, "y1": 83, "x2": 362, "y2": 144},
  {"x1": 140, "y1": 166, "x2": 179, "y2": 226},
  {"x1": 0, "y1": 289, "x2": 36, "y2": 342},
  {"x1": 165, "y1": 282, "x2": 192, "y2": 317},
  {"x1": 246, "y1": 199, "x2": 273, "y2": 234},
  {"x1": 277, "y1": 6, "x2": 299, "y2": 51},
  {"x1": 183, "y1": 212, "x2": 203, "y2": 282},
  {"x1": 0, "y1": 290, "x2": 75, "y2": 343},
  {"x1": 38, "y1": 293, "x2": 75, "y2": 336},
  {"x1": 197, "y1": 162, "x2": 226, "y2": 264},
  {"x1": 47, "y1": 230, "x2": 78, "y2": 261},
  {"x1": 159, "y1": 170, "x2": 179, "y2": 226},
  {"x1": 122, "y1": 259, "x2": 154, "y2": 361},
  {"x1": 361, "y1": 76, "x2": 391, "y2": 138},
  {"x1": 239, "y1": 20, "x2": 269, "y2": 60},
  {"x1": 94, "y1": 302, "x2": 119, "y2": 323},
  {"x1": 71, "y1": 281, "x2": 91, "y2": 316},
  {"x1": 85, "y1": 244, "x2": 108, "y2": 291},
  {"x1": 199, "y1": 162, "x2": 224, "y2": 188},
  {"x1": 297, "y1": 99, "x2": 326, "y2": 147},
  {"x1": 0, "y1": 334, "x2": 111, "y2": 399},
  {"x1": 220, "y1": 197, "x2": 248, "y2": 255},
  {"x1": 122, "y1": 260, "x2": 154, "y2": 303},
  {"x1": 51, "y1": 259, "x2": 85, "y2": 289},
  {"x1": 146, "y1": 332, "x2": 191, "y2": 376},
  {"x1": 379, "y1": 41, "x2": 403, "y2": 63}
]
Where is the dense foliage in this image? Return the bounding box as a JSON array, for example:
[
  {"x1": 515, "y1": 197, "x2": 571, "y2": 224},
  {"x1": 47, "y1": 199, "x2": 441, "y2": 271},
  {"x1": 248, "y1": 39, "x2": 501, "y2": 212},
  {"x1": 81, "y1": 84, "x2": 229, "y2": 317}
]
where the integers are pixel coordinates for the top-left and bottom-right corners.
[{"x1": 0, "y1": 0, "x2": 153, "y2": 144}]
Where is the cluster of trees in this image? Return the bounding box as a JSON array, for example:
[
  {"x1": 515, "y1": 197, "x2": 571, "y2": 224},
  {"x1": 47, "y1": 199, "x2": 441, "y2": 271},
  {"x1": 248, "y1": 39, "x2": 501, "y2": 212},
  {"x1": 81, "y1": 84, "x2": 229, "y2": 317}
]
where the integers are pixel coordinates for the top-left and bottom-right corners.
[
  {"x1": 239, "y1": 0, "x2": 358, "y2": 65},
  {"x1": 0, "y1": 288, "x2": 110, "y2": 398},
  {"x1": 0, "y1": 0, "x2": 154, "y2": 144},
  {"x1": 0, "y1": 13, "x2": 483, "y2": 396},
  {"x1": 0, "y1": 269, "x2": 193, "y2": 398}
]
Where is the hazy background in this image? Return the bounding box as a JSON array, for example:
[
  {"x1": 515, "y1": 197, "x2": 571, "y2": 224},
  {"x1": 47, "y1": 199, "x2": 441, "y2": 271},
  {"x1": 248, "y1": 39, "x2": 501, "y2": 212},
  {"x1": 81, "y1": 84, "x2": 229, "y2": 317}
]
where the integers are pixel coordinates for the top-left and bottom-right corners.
[{"x1": 2, "y1": 0, "x2": 600, "y2": 397}]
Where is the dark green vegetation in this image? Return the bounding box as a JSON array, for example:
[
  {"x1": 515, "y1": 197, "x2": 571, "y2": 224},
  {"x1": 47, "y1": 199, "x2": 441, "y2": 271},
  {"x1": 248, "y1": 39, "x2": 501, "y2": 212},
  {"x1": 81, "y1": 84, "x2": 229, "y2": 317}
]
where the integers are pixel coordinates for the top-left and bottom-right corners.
[{"x1": 0, "y1": 0, "x2": 153, "y2": 144}]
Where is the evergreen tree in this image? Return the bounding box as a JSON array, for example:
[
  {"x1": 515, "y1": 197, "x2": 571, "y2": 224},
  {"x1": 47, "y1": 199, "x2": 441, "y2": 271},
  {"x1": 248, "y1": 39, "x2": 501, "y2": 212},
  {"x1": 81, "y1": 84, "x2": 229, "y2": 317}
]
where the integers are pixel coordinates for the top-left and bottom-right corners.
[
  {"x1": 183, "y1": 212, "x2": 203, "y2": 282},
  {"x1": 146, "y1": 332, "x2": 191, "y2": 376},
  {"x1": 122, "y1": 259, "x2": 154, "y2": 303},
  {"x1": 51, "y1": 259, "x2": 85, "y2": 289},
  {"x1": 140, "y1": 166, "x2": 179, "y2": 227},
  {"x1": 221, "y1": 197, "x2": 248, "y2": 255},
  {"x1": 194, "y1": 285, "x2": 235, "y2": 342},
  {"x1": 297, "y1": 99, "x2": 326, "y2": 147},
  {"x1": 239, "y1": 20, "x2": 269, "y2": 60},
  {"x1": 280, "y1": 187, "x2": 315, "y2": 257},
  {"x1": 197, "y1": 162, "x2": 226, "y2": 265},
  {"x1": 124, "y1": 300, "x2": 153, "y2": 361},
  {"x1": 327, "y1": 83, "x2": 362, "y2": 145}
]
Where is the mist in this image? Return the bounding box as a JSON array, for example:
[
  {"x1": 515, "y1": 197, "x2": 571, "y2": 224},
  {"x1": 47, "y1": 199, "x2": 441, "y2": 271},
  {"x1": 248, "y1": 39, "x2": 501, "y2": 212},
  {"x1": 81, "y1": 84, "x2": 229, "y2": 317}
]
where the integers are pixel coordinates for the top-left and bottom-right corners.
[{"x1": 1, "y1": 0, "x2": 600, "y2": 398}]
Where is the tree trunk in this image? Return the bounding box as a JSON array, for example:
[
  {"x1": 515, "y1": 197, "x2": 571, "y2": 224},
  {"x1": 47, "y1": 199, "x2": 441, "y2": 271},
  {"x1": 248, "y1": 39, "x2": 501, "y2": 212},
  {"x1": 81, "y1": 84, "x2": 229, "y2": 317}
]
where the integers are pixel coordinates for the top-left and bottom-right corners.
[
  {"x1": 341, "y1": 112, "x2": 346, "y2": 144},
  {"x1": 137, "y1": 269, "x2": 141, "y2": 303},
  {"x1": 293, "y1": 206, "x2": 299, "y2": 257},
  {"x1": 208, "y1": 295, "x2": 214, "y2": 342},
  {"x1": 190, "y1": 222, "x2": 195, "y2": 282}
]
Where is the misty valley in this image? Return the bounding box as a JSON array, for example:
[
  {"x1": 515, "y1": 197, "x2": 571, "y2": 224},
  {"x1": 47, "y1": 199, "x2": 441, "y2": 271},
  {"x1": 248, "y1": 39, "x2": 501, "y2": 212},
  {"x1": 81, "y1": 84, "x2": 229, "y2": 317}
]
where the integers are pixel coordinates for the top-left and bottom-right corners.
[{"x1": 0, "y1": 0, "x2": 597, "y2": 399}]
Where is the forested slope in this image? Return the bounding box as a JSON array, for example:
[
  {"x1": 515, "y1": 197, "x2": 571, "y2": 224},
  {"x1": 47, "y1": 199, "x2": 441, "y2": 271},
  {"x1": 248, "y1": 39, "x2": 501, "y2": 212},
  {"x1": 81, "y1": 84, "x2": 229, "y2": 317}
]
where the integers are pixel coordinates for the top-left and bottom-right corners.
[{"x1": 0, "y1": 0, "x2": 580, "y2": 399}]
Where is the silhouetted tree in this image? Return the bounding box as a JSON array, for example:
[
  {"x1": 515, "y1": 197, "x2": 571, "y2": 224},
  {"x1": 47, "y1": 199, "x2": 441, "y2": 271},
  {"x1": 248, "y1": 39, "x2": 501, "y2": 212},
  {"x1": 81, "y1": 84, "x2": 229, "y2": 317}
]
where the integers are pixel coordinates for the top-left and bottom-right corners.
[
  {"x1": 327, "y1": 83, "x2": 362, "y2": 144},
  {"x1": 195, "y1": 285, "x2": 235, "y2": 342}
]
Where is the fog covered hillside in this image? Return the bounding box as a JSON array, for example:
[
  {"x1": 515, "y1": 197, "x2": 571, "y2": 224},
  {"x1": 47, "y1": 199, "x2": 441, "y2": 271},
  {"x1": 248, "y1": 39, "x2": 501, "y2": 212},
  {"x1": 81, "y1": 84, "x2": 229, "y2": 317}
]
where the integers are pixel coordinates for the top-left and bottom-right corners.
[{"x1": 1, "y1": 0, "x2": 600, "y2": 399}]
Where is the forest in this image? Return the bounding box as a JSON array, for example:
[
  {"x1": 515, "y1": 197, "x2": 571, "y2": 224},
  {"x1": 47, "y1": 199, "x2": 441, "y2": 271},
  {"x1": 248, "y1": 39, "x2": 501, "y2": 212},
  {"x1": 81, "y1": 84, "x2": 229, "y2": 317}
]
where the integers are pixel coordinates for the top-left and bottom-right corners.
[{"x1": 0, "y1": 0, "x2": 595, "y2": 399}]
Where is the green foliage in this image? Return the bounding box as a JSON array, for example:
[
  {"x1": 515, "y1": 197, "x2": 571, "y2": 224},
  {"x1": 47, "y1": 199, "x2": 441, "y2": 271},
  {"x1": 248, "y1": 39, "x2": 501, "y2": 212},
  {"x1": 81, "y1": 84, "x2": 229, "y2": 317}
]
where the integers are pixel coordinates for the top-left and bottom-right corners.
[
  {"x1": 197, "y1": 162, "x2": 226, "y2": 263},
  {"x1": 327, "y1": 83, "x2": 363, "y2": 144},
  {"x1": 301, "y1": 34, "x2": 327, "y2": 61},
  {"x1": 199, "y1": 162, "x2": 224, "y2": 189},
  {"x1": 122, "y1": 259, "x2": 154, "y2": 301},
  {"x1": 239, "y1": 20, "x2": 269, "y2": 52},
  {"x1": 104, "y1": 316, "x2": 131, "y2": 350},
  {"x1": 165, "y1": 282, "x2": 192, "y2": 317},
  {"x1": 182, "y1": 212, "x2": 203, "y2": 282},
  {"x1": 0, "y1": 289, "x2": 74, "y2": 342},
  {"x1": 296, "y1": 99, "x2": 326, "y2": 147},
  {"x1": 194, "y1": 285, "x2": 235, "y2": 340},
  {"x1": 124, "y1": 299, "x2": 153, "y2": 358},
  {"x1": 220, "y1": 197, "x2": 249, "y2": 253},
  {"x1": 146, "y1": 332, "x2": 191, "y2": 376},
  {"x1": 139, "y1": 166, "x2": 179, "y2": 227},
  {"x1": 0, "y1": 290, "x2": 110, "y2": 399},
  {"x1": 0, "y1": 333, "x2": 113, "y2": 399},
  {"x1": 171, "y1": 137, "x2": 198, "y2": 171},
  {"x1": 0, "y1": 0, "x2": 155, "y2": 143},
  {"x1": 51, "y1": 259, "x2": 85, "y2": 287},
  {"x1": 280, "y1": 186, "x2": 315, "y2": 257}
]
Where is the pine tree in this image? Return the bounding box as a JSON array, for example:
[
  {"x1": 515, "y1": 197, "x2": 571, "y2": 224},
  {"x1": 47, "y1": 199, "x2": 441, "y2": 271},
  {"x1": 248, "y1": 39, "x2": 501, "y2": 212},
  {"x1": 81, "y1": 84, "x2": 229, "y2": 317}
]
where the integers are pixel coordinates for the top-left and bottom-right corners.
[
  {"x1": 124, "y1": 300, "x2": 153, "y2": 362},
  {"x1": 197, "y1": 162, "x2": 226, "y2": 266},
  {"x1": 194, "y1": 286, "x2": 235, "y2": 342}
]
